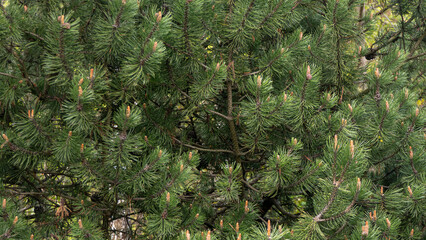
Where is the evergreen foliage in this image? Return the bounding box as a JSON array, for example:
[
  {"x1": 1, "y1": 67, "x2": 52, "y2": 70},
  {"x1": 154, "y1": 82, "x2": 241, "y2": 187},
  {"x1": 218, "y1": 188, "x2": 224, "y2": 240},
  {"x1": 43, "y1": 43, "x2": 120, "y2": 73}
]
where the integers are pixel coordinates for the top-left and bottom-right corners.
[{"x1": 0, "y1": 0, "x2": 424, "y2": 239}]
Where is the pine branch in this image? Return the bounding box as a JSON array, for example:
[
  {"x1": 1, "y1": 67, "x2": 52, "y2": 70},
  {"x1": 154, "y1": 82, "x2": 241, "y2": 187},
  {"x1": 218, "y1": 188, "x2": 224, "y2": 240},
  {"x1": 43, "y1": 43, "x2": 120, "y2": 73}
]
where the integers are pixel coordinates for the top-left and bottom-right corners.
[
  {"x1": 0, "y1": 72, "x2": 18, "y2": 79},
  {"x1": 241, "y1": 179, "x2": 259, "y2": 192},
  {"x1": 272, "y1": 198, "x2": 298, "y2": 218},
  {"x1": 405, "y1": 52, "x2": 426, "y2": 62},
  {"x1": 363, "y1": 16, "x2": 415, "y2": 58},
  {"x1": 58, "y1": 28, "x2": 73, "y2": 80},
  {"x1": 183, "y1": 0, "x2": 193, "y2": 56},
  {"x1": 3, "y1": 140, "x2": 51, "y2": 156},
  {"x1": 259, "y1": 0, "x2": 285, "y2": 28},
  {"x1": 5, "y1": 45, "x2": 36, "y2": 88},
  {"x1": 81, "y1": 157, "x2": 115, "y2": 184},
  {"x1": 142, "y1": 105, "x2": 235, "y2": 154},
  {"x1": 282, "y1": 163, "x2": 321, "y2": 189},
  {"x1": 30, "y1": 118, "x2": 52, "y2": 142},
  {"x1": 243, "y1": 50, "x2": 285, "y2": 76},
  {"x1": 207, "y1": 109, "x2": 232, "y2": 121},
  {"x1": 239, "y1": 0, "x2": 255, "y2": 30},
  {"x1": 113, "y1": 3, "x2": 125, "y2": 28},
  {"x1": 332, "y1": 0, "x2": 343, "y2": 87},
  {"x1": 118, "y1": 154, "x2": 163, "y2": 184},
  {"x1": 226, "y1": 79, "x2": 241, "y2": 160},
  {"x1": 141, "y1": 18, "x2": 160, "y2": 56},
  {"x1": 0, "y1": 2, "x2": 12, "y2": 24},
  {"x1": 24, "y1": 31, "x2": 45, "y2": 42},
  {"x1": 408, "y1": 30, "x2": 426, "y2": 57},
  {"x1": 326, "y1": 221, "x2": 348, "y2": 239},
  {"x1": 314, "y1": 150, "x2": 355, "y2": 221},
  {"x1": 317, "y1": 187, "x2": 360, "y2": 222}
]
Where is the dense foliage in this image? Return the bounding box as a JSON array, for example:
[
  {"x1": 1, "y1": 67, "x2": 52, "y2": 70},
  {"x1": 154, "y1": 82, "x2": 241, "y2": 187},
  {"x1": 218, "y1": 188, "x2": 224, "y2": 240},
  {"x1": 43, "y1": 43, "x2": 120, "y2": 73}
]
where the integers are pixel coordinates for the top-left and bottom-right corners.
[{"x1": 0, "y1": 0, "x2": 424, "y2": 239}]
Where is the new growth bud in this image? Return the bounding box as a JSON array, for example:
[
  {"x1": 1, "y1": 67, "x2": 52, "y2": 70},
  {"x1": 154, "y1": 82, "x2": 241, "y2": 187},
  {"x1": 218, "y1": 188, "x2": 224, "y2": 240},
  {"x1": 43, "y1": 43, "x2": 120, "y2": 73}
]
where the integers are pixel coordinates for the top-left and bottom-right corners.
[
  {"x1": 357, "y1": 178, "x2": 361, "y2": 190},
  {"x1": 13, "y1": 216, "x2": 18, "y2": 225},
  {"x1": 348, "y1": 103, "x2": 353, "y2": 113},
  {"x1": 24, "y1": 5, "x2": 28, "y2": 12},
  {"x1": 78, "y1": 219, "x2": 83, "y2": 229},
  {"x1": 361, "y1": 221, "x2": 369, "y2": 236},
  {"x1": 257, "y1": 75, "x2": 262, "y2": 88},
  {"x1": 78, "y1": 86, "x2": 83, "y2": 97},
  {"x1": 158, "y1": 150, "x2": 162, "y2": 158},
  {"x1": 188, "y1": 152, "x2": 192, "y2": 161},
  {"x1": 28, "y1": 109, "x2": 34, "y2": 119},
  {"x1": 78, "y1": 78, "x2": 84, "y2": 85},
  {"x1": 308, "y1": 45, "x2": 311, "y2": 51},
  {"x1": 409, "y1": 146, "x2": 413, "y2": 159},
  {"x1": 90, "y1": 68, "x2": 94, "y2": 79},
  {"x1": 153, "y1": 42, "x2": 158, "y2": 52},
  {"x1": 229, "y1": 166, "x2": 233, "y2": 175},
  {"x1": 415, "y1": 108, "x2": 419, "y2": 117},
  {"x1": 283, "y1": 93, "x2": 287, "y2": 102},
  {"x1": 156, "y1": 11, "x2": 162, "y2": 23},
  {"x1": 385, "y1": 101, "x2": 389, "y2": 112},
  {"x1": 166, "y1": 192, "x2": 170, "y2": 203},
  {"x1": 244, "y1": 200, "x2": 249, "y2": 213},
  {"x1": 216, "y1": 62, "x2": 220, "y2": 71},
  {"x1": 126, "y1": 106, "x2": 131, "y2": 118},
  {"x1": 375, "y1": 68, "x2": 380, "y2": 79},
  {"x1": 407, "y1": 186, "x2": 413, "y2": 197},
  {"x1": 267, "y1": 219, "x2": 271, "y2": 237},
  {"x1": 220, "y1": 219, "x2": 223, "y2": 229},
  {"x1": 30, "y1": 234, "x2": 34, "y2": 240},
  {"x1": 358, "y1": 46, "x2": 362, "y2": 54},
  {"x1": 206, "y1": 231, "x2": 211, "y2": 240},
  {"x1": 306, "y1": 65, "x2": 312, "y2": 80},
  {"x1": 186, "y1": 230, "x2": 190, "y2": 240},
  {"x1": 2, "y1": 199, "x2": 5, "y2": 209},
  {"x1": 386, "y1": 218, "x2": 391, "y2": 228},
  {"x1": 334, "y1": 135, "x2": 338, "y2": 151},
  {"x1": 237, "y1": 233, "x2": 242, "y2": 240},
  {"x1": 236, "y1": 222, "x2": 239, "y2": 233},
  {"x1": 299, "y1": 31, "x2": 303, "y2": 41},
  {"x1": 350, "y1": 140, "x2": 354, "y2": 159}
]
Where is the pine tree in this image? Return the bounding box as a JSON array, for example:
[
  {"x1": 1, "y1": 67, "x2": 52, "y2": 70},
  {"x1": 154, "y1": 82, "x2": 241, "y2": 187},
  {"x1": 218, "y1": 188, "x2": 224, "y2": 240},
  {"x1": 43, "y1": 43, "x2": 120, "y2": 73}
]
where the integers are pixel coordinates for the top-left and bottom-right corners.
[{"x1": 0, "y1": 0, "x2": 424, "y2": 239}]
